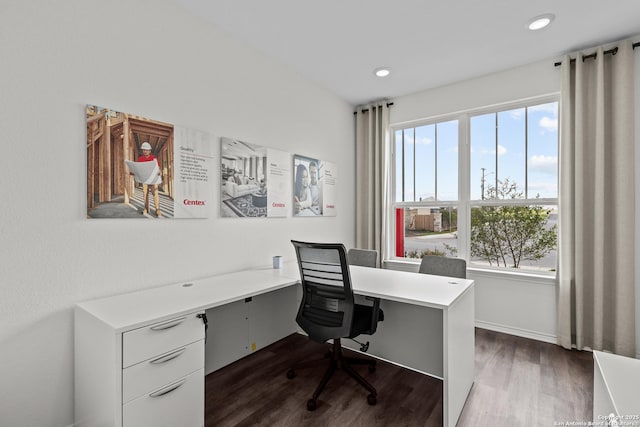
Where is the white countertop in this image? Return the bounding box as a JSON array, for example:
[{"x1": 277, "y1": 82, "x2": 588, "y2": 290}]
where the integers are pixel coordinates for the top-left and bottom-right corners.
[
  {"x1": 594, "y1": 350, "x2": 640, "y2": 418},
  {"x1": 76, "y1": 262, "x2": 474, "y2": 332},
  {"x1": 76, "y1": 267, "x2": 299, "y2": 332},
  {"x1": 348, "y1": 265, "x2": 474, "y2": 309}
]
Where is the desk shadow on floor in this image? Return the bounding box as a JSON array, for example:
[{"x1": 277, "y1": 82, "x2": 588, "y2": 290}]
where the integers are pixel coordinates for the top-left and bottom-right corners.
[{"x1": 204, "y1": 333, "x2": 442, "y2": 427}]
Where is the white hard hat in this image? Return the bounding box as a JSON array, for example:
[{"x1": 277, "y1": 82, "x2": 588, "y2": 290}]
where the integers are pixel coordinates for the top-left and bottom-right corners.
[{"x1": 141, "y1": 142, "x2": 152, "y2": 150}]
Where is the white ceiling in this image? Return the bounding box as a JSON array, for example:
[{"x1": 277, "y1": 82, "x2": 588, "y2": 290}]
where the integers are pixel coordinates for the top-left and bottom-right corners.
[{"x1": 175, "y1": 0, "x2": 640, "y2": 106}]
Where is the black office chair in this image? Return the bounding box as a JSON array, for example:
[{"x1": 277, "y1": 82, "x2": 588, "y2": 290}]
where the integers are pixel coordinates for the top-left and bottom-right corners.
[
  {"x1": 347, "y1": 248, "x2": 378, "y2": 268},
  {"x1": 418, "y1": 255, "x2": 467, "y2": 279},
  {"x1": 288, "y1": 240, "x2": 384, "y2": 410}
]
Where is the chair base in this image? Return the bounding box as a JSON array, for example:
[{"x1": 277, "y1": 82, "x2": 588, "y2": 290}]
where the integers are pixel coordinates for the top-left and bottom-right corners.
[{"x1": 286, "y1": 338, "x2": 378, "y2": 410}]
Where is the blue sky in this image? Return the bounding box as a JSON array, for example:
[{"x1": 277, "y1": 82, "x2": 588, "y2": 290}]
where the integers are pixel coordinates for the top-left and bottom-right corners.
[{"x1": 396, "y1": 101, "x2": 558, "y2": 202}]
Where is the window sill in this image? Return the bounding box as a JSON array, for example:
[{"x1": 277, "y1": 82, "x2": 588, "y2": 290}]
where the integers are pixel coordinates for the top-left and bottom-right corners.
[
  {"x1": 467, "y1": 267, "x2": 556, "y2": 285},
  {"x1": 383, "y1": 259, "x2": 557, "y2": 285}
]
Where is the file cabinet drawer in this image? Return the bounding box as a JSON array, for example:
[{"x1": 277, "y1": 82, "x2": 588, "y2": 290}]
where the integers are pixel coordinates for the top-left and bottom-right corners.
[
  {"x1": 123, "y1": 313, "x2": 204, "y2": 368},
  {"x1": 122, "y1": 368, "x2": 204, "y2": 427},
  {"x1": 123, "y1": 339, "x2": 204, "y2": 403}
]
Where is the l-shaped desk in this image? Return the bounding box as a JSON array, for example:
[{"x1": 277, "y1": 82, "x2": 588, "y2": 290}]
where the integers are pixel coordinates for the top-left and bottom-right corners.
[{"x1": 75, "y1": 262, "x2": 475, "y2": 427}]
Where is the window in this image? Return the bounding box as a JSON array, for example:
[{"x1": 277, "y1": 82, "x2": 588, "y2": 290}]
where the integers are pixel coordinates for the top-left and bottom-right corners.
[
  {"x1": 394, "y1": 119, "x2": 460, "y2": 258},
  {"x1": 392, "y1": 97, "x2": 558, "y2": 274}
]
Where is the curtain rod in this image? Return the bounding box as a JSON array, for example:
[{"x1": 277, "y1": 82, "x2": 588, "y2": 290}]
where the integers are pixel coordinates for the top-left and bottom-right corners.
[
  {"x1": 354, "y1": 102, "x2": 394, "y2": 115},
  {"x1": 554, "y1": 42, "x2": 639, "y2": 67}
]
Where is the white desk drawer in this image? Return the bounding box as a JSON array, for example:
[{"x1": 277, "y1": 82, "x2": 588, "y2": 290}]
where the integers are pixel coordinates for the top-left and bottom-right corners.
[
  {"x1": 122, "y1": 368, "x2": 204, "y2": 427},
  {"x1": 123, "y1": 339, "x2": 204, "y2": 403},
  {"x1": 123, "y1": 313, "x2": 205, "y2": 368}
]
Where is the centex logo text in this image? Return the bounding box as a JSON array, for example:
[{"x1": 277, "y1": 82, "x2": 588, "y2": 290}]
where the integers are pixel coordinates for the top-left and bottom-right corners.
[{"x1": 183, "y1": 199, "x2": 206, "y2": 205}]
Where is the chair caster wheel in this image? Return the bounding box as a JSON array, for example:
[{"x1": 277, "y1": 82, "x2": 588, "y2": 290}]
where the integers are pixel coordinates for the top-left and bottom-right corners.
[
  {"x1": 367, "y1": 394, "x2": 377, "y2": 405},
  {"x1": 307, "y1": 399, "x2": 317, "y2": 411},
  {"x1": 286, "y1": 369, "x2": 296, "y2": 379}
]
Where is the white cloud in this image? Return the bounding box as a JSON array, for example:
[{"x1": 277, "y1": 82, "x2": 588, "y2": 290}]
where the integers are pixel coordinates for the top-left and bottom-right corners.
[
  {"x1": 508, "y1": 108, "x2": 525, "y2": 120},
  {"x1": 539, "y1": 116, "x2": 558, "y2": 132},
  {"x1": 479, "y1": 145, "x2": 507, "y2": 156},
  {"x1": 529, "y1": 102, "x2": 558, "y2": 134},
  {"x1": 530, "y1": 155, "x2": 557, "y2": 174}
]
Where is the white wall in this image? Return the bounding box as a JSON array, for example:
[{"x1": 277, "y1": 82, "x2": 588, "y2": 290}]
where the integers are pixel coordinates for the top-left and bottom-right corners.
[
  {"x1": 0, "y1": 1, "x2": 354, "y2": 426},
  {"x1": 390, "y1": 59, "x2": 559, "y2": 125},
  {"x1": 390, "y1": 55, "x2": 640, "y2": 355}
]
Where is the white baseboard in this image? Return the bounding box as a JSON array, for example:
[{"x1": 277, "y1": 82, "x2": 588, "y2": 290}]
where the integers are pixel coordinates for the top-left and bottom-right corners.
[{"x1": 475, "y1": 320, "x2": 557, "y2": 344}]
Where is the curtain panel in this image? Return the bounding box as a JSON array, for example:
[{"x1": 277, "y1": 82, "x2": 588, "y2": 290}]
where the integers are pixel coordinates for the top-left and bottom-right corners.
[
  {"x1": 354, "y1": 103, "x2": 391, "y2": 265},
  {"x1": 557, "y1": 39, "x2": 636, "y2": 356}
]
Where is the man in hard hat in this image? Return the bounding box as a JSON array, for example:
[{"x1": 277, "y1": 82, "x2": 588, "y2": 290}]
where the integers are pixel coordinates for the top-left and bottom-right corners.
[{"x1": 136, "y1": 142, "x2": 162, "y2": 217}]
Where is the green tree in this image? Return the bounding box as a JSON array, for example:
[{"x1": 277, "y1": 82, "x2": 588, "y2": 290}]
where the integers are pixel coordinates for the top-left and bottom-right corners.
[{"x1": 470, "y1": 178, "x2": 557, "y2": 268}]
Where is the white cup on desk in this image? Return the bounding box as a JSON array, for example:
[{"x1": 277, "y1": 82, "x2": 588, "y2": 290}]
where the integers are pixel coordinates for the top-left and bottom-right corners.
[{"x1": 273, "y1": 256, "x2": 283, "y2": 269}]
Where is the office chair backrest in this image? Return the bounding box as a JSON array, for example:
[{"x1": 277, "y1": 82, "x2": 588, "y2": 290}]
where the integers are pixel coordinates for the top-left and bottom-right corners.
[
  {"x1": 347, "y1": 248, "x2": 378, "y2": 268},
  {"x1": 418, "y1": 255, "x2": 467, "y2": 279},
  {"x1": 291, "y1": 240, "x2": 354, "y2": 343}
]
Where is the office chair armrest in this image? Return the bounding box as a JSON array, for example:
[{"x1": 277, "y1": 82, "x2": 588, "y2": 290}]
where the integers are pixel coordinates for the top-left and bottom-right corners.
[{"x1": 366, "y1": 296, "x2": 382, "y2": 334}]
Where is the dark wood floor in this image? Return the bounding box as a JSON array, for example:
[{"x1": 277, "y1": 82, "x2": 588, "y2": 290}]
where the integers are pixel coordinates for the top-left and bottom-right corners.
[{"x1": 205, "y1": 329, "x2": 593, "y2": 426}]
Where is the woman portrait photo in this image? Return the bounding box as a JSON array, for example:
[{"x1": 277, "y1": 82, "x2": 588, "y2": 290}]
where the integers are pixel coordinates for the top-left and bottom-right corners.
[{"x1": 293, "y1": 155, "x2": 322, "y2": 216}]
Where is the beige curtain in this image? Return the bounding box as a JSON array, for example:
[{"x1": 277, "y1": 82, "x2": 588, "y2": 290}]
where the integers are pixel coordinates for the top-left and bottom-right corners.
[
  {"x1": 557, "y1": 39, "x2": 636, "y2": 356},
  {"x1": 354, "y1": 103, "x2": 391, "y2": 264}
]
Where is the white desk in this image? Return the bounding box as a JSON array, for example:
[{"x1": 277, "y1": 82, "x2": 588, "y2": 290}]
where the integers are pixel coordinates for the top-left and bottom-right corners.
[
  {"x1": 593, "y1": 351, "x2": 640, "y2": 427},
  {"x1": 75, "y1": 267, "x2": 300, "y2": 427},
  {"x1": 75, "y1": 263, "x2": 474, "y2": 427},
  {"x1": 347, "y1": 265, "x2": 475, "y2": 427},
  {"x1": 76, "y1": 267, "x2": 299, "y2": 333}
]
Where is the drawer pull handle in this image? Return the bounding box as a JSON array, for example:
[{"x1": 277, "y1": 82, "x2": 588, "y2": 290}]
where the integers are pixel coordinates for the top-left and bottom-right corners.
[
  {"x1": 149, "y1": 347, "x2": 186, "y2": 365},
  {"x1": 149, "y1": 317, "x2": 186, "y2": 331},
  {"x1": 149, "y1": 378, "x2": 187, "y2": 398}
]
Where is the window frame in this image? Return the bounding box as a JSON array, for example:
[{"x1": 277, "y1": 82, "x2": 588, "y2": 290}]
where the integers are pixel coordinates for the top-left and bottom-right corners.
[{"x1": 389, "y1": 94, "x2": 559, "y2": 277}]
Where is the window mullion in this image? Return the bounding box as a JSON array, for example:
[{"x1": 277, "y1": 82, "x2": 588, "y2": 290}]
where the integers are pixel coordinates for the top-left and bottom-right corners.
[
  {"x1": 434, "y1": 124, "x2": 438, "y2": 201},
  {"x1": 413, "y1": 128, "x2": 416, "y2": 202},
  {"x1": 494, "y1": 113, "x2": 499, "y2": 192},
  {"x1": 525, "y1": 106, "x2": 529, "y2": 199},
  {"x1": 458, "y1": 115, "x2": 470, "y2": 261},
  {"x1": 402, "y1": 130, "x2": 405, "y2": 202}
]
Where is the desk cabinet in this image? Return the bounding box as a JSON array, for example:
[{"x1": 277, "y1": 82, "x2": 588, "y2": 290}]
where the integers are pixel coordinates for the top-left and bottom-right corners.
[
  {"x1": 75, "y1": 271, "x2": 298, "y2": 427},
  {"x1": 122, "y1": 368, "x2": 203, "y2": 427},
  {"x1": 75, "y1": 310, "x2": 205, "y2": 427},
  {"x1": 122, "y1": 315, "x2": 205, "y2": 427}
]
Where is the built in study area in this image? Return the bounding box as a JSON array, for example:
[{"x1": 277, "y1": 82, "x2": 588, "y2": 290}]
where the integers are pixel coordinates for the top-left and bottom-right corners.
[{"x1": 74, "y1": 258, "x2": 475, "y2": 427}]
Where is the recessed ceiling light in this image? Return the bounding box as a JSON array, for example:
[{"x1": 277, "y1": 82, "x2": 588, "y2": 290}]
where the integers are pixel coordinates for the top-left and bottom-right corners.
[
  {"x1": 528, "y1": 13, "x2": 555, "y2": 31},
  {"x1": 374, "y1": 67, "x2": 391, "y2": 77}
]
